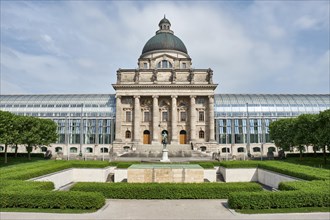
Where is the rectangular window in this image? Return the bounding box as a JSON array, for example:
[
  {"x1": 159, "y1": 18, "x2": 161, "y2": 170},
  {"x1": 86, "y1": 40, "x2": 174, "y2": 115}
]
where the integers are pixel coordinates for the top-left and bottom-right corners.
[
  {"x1": 143, "y1": 63, "x2": 148, "y2": 69},
  {"x1": 198, "y1": 111, "x2": 204, "y2": 121},
  {"x1": 144, "y1": 112, "x2": 150, "y2": 122},
  {"x1": 182, "y1": 63, "x2": 186, "y2": 68},
  {"x1": 180, "y1": 112, "x2": 186, "y2": 122},
  {"x1": 162, "y1": 111, "x2": 168, "y2": 122},
  {"x1": 126, "y1": 111, "x2": 132, "y2": 122}
]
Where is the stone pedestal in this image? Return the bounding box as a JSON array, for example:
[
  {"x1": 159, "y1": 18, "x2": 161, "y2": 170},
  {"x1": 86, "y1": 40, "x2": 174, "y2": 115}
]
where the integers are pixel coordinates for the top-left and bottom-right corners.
[{"x1": 160, "y1": 149, "x2": 170, "y2": 162}]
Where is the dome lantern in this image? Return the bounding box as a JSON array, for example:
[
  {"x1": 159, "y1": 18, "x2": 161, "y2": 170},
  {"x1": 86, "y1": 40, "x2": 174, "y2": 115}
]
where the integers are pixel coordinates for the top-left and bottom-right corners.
[{"x1": 141, "y1": 16, "x2": 188, "y2": 55}]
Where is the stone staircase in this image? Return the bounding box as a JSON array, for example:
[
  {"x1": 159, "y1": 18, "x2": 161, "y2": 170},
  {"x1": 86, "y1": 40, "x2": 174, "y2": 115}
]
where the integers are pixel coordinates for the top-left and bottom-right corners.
[
  {"x1": 135, "y1": 144, "x2": 192, "y2": 152},
  {"x1": 119, "y1": 144, "x2": 211, "y2": 159}
]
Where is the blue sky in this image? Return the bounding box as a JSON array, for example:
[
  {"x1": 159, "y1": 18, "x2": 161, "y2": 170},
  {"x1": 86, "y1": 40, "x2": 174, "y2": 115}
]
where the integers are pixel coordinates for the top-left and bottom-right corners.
[{"x1": 1, "y1": 1, "x2": 329, "y2": 94}]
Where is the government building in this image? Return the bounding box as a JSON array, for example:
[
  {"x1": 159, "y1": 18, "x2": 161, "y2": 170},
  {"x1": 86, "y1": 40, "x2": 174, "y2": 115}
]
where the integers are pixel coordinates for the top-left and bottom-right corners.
[{"x1": 1, "y1": 17, "x2": 329, "y2": 159}]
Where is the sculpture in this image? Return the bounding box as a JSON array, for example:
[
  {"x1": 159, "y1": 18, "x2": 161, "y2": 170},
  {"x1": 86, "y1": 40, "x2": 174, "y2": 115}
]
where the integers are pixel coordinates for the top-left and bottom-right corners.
[{"x1": 162, "y1": 132, "x2": 168, "y2": 149}]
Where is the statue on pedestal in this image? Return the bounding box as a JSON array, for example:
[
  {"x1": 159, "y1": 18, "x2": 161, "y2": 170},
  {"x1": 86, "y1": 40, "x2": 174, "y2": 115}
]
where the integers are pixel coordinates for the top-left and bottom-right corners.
[{"x1": 162, "y1": 132, "x2": 168, "y2": 149}]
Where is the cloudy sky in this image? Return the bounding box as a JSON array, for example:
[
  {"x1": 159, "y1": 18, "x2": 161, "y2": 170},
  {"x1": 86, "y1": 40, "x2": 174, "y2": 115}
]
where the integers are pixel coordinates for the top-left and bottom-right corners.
[{"x1": 1, "y1": 1, "x2": 329, "y2": 95}]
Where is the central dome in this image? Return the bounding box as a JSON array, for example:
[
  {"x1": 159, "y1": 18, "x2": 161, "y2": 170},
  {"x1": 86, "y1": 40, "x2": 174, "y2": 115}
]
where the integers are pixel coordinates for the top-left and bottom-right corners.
[{"x1": 142, "y1": 17, "x2": 188, "y2": 55}]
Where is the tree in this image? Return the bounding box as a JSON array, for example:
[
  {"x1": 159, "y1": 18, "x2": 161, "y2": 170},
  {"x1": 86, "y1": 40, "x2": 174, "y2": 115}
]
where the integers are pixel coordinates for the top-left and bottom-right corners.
[
  {"x1": 20, "y1": 116, "x2": 42, "y2": 160},
  {"x1": 37, "y1": 118, "x2": 58, "y2": 149},
  {"x1": 294, "y1": 114, "x2": 317, "y2": 159},
  {"x1": 269, "y1": 118, "x2": 296, "y2": 152},
  {"x1": 0, "y1": 111, "x2": 15, "y2": 163},
  {"x1": 315, "y1": 109, "x2": 330, "y2": 165}
]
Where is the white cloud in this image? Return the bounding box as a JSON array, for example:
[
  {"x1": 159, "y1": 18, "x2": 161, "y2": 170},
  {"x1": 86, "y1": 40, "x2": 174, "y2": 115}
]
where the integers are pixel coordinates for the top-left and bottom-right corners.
[{"x1": 0, "y1": 1, "x2": 329, "y2": 95}]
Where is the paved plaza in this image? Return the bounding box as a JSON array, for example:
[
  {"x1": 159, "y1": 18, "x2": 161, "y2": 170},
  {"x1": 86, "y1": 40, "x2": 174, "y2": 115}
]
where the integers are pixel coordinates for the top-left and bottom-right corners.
[{"x1": 1, "y1": 199, "x2": 329, "y2": 220}]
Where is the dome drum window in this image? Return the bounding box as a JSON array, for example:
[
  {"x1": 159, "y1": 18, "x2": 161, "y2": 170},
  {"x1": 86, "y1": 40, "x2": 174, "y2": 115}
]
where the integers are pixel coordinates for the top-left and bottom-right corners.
[{"x1": 157, "y1": 60, "x2": 172, "y2": 69}]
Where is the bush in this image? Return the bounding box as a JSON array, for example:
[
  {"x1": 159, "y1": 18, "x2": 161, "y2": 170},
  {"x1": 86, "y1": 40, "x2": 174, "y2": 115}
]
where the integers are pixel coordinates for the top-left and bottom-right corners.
[
  {"x1": 219, "y1": 161, "x2": 260, "y2": 168},
  {"x1": 71, "y1": 182, "x2": 262, "y2": 199},
  {"x1": 189, "y1": 162, "x2": 214, "y2": 169},
  {"x1": 0, "y1": 190, "x2": 105, "y2": 210},
  {"x1": 228, "y1": 190, "x2": 330, "y2": 209},
  {"x1": 278, "y1": 180, "x2": 330, "y2": 191},
  {"x1": 0, "y1": 153, "x2": 45, "y2": 158},
  {"x1": 286, "y1": 153, "x2": 330, "y2": 158}
]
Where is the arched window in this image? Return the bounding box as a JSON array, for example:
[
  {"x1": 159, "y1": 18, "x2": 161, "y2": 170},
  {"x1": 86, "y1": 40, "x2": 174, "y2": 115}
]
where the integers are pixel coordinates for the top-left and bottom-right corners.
[
  {"x1": 253, "y1": 147, "x2": 261, "y2": 152},
  {"x1": 200, "y1": 146, "x2": 207, "y2": 152},
  {"x1": 55, "y1": 147, "x2": 62, "y2": 153},
  {"x1": 222, "y1": 148, "x2": 230, "y2": 153},
  {"x1": 41, "y1": 147, "x2": 47, "y2": 152},
  {"x1": 268, "y1": 147, "x2": 276, "y2": 152},
  {"x1": 125, "y1": 130, "x2": 131, "y2": 139},
  {"x1": 199, "y1": 130, "x2": 205, "y2": 139},
  {"x1": 100, "y1": 147, "x2": 109, "y2": 153},
  {"x1": 70, "y1": 147, "x2": 77, "y2": 153},
  {"x1": 237, "y1": 147, "x2": 245, "y2": 153},
  {"x1": 0, "y1": 146, "x2": 4, "y2": 152},
  {"x1": 157, "y1": 60, "x2": 172, "y2": 69},
  {"x1": 123, "y1": 146, "x2": 130, "y2": 152},
  {"x1": 85, "y1": 147, "x2": 93, "y2": 153}
]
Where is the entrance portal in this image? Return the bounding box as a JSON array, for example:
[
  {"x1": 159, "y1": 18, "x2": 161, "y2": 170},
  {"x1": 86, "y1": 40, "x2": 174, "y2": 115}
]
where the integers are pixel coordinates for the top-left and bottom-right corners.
[
  {"x1": 143, "y1": 130, "x2": 151, "y2": 144},
  {"x1": 180, "y1": 130, "x2": 187, "y2": 144}
]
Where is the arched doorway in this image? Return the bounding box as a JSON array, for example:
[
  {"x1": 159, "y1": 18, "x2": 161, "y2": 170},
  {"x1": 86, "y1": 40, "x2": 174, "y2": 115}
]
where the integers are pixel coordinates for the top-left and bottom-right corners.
[
  {"x1": 143, "y1": 130, "x2": 151, "y2": 144},
  {"x1": 180, "y1": 130, "x2": 187, "y2": 144}
]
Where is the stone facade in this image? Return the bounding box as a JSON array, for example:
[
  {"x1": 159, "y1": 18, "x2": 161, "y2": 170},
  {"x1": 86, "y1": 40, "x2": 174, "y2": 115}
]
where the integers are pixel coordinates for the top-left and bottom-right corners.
[{"x1": 112, "y1": 18, "x2": 218, "y2": 153}]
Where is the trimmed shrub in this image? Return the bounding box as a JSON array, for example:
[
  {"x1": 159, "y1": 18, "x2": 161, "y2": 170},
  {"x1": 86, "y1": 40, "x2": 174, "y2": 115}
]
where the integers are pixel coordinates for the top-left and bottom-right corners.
[
  {"x1": 219, "y1": 161, "x2": 260, "y2": 168},
  {"x1": 279, "y1": 180, "x2": 330, "y2": 191},
  {"x1": 0, "y1": 191, "x2": 105, "y2": 209},
  {"x1": 286, "y1": 153, "x2": 330, "y2": 158},
  {"x1": 228, "y1": 190, "x2": 330, "y2": 209},
  {"x1": 189, "y1": 162, "x2": 214, "y2": 169},
  {"x1": 0, "y1": 153, "x2": 45, "y2": 158},
  {"x1": 71, "y1": 182, "x2": 262, "y2": 199}
]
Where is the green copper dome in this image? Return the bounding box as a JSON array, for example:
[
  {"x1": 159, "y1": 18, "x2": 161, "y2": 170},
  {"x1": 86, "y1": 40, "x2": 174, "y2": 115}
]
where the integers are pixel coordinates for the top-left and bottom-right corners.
[{"x1": 142, "y1": 17, "x2": 188, "y2": 55}]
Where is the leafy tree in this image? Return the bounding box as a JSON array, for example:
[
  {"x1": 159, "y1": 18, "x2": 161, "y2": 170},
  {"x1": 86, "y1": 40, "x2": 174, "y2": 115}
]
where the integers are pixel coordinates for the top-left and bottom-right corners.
[
  {"x1": 294, "y1": 114, "x2": 317, "y2": 159},
  {"x1": 269, "y1": 118, "x2": 296, "y2": 152},
  {"x1": 20, "y1": 116, "x2": 42, "y2": 160},
  {"x1": 37, "y1": 118, "x2": 58, "y2": 149},
  {"x1": 0, "y1": 111, "x2": 15, "y2": 163},
  {"x1": 315, "y1": 109, "x2": 330, "y2": 165}
]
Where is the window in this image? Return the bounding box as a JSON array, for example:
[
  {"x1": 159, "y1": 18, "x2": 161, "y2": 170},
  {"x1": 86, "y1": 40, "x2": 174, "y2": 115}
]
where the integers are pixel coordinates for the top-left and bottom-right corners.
[
  {"x1": 222, "y1": 148, "x2": 230, "y2": 153},
  {"x1": 125, "y1": 130, "x2": 131, "y2": 139},
  {"x1": 144, "y1": 112, "x2": 150, "y2": 122},
  {"x1": 126, "y1": 111, "x2": 132, "y2": 122},
  {"x1": 199, "y1": 130, "x2": 205, "y2": 139},
  {"x1": 143, "y1": 63, "x2": 148, "y2": 69},
  {"x1": 237, "y1": 147, "x2": 245, "y2": 153},
  {"x1": 253, "y1": 147, "x2": 261, "y2": 152},
  {"x1": 41, "y1": 147, "x2": 47, "y2": 152},
  {"x1": 157, "y1": 60, "x2": 172, "y2": 69},
  {"x1": 101, "y1": 148, "x2": 109, "y2": 153},
  {"x1": 268, "y1": 147, "x2": 276, "y2": 152},
  {"x1": 85, "y1": 147, "x2": 93, "y2": 153},
  {"x1": 0, "y1": 146, "x2": 4, "y2": 152},
  {"x1": 199, "y1": 111, "x2": 204, "y2": 121},
  {"x1": 182, "y1": 63, "x2": 186, "y2": 69},
  {"x1": 180, "y1": 112, "x2": 186, "y2": 121},
  {"x1": 70, "y1": 147, "x2": 78, "y2": 153},
  {"x1": 55, "y1": 147, "x2": 62, "y2": 153},
  {"x1": 162, "y1": 111, "x2": 168, "y2": 121}
]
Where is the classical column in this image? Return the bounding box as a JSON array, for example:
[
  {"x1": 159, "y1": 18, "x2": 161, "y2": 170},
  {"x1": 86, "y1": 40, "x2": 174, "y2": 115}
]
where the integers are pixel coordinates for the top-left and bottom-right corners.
[
  {"x1": 171, "y1": 95, "x2": 178, "y2": 144},
  {"x1": 114, "y1": 95, "x2": 122, "y2": 141},
  {"x1": 190, "y1": 96, "x2": 196, "y2": 142},
  {"x1": 133, "y1": 96, "x2": 141, "y2": 143},
  {"x1": 152, "y1": 95, "x2": 159, "y2": 144},
  {"x1": 208, "y1": 95, "x2": 215, "y2": 142}
]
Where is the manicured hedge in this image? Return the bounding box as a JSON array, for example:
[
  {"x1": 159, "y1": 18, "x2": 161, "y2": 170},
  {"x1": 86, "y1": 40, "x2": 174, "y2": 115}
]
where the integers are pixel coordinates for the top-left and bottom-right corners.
[
  {"x1": 279, "y1": 180, "x2": 330, "y2": 191},
  {"x1": 71, "y1": 182, "x2": 262, "y2": 199},
  {"x1": 0, "y1": 191, "x2": 105, "y2": 209},
  {"x1": 0, "y1": 153, "x2": 45, "y2": 158},
  {"x1": 1, "y1": 160, "x2": 110, "y2": 180},
  {"x1": 219, "y1": 160, "x2": 330, "y2": 180},
  {"x1": 228, "y1": 190, "x2": 330, "y2": 209},
  {"x1": 286, "y1": 153, "x2": 330, "y2": 158},
  {"x1": 189, "y1": 162, "x2": 214, "y2": 169}
]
